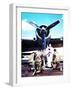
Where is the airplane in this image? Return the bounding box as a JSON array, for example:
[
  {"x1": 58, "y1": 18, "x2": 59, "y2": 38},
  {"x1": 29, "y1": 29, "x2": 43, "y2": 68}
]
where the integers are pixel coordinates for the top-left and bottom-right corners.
[
  {"x1": 27, "y1": 20, "x2": 60, "y2": 50},
  {"x1": 21, "y1": 20, "x2": 63, "y2": 53},
  {"x1": 21, "y1": 20, "x2": 63, "y2": 74}
]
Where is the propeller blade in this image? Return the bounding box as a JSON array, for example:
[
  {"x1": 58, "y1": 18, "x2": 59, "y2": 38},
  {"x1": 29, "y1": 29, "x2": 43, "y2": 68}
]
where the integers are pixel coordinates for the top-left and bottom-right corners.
[
  {"x1": 46, "y1": 20, "x2": 60, "y2": 30},
  {"x1": 26, "y1": 21, "x2": 40, "y2": 29}
]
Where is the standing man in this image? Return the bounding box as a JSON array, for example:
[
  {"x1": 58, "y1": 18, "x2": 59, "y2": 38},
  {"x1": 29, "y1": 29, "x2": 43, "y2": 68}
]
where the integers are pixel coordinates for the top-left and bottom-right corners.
[{"x1": 46, "y1": 44, "x2": 54, "y2": 68}]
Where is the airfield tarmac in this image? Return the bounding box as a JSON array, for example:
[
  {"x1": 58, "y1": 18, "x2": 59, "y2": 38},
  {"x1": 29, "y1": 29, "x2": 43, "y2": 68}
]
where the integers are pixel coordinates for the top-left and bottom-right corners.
[
  {"x1": 21, "y1": 70, "x2": 63, "y2": 77},
  {"x1": 21, "y1": 66, "x2": 63, "y2": 77}
]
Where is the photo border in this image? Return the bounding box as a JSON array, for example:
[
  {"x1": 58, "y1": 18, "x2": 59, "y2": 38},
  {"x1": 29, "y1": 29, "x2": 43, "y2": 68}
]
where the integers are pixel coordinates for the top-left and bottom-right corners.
[{"x1": 9, "y1": 4, "x2": 70, "y2": 86}]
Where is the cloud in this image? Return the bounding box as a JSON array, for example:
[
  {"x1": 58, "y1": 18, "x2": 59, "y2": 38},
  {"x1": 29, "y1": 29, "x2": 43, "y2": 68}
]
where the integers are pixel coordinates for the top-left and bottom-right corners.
[
  {"x1": 22, "y1": 20, "x2": 36, "y2": 39},
  {"x1": 22, "y1": 20, "x2": 36, "y2": 31}
]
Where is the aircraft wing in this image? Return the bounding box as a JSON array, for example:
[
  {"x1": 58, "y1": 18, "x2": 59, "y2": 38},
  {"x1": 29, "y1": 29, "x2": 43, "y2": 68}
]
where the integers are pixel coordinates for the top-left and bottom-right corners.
[{"x1": 22, "y1": 38, "x2": 63, "y2": 52}]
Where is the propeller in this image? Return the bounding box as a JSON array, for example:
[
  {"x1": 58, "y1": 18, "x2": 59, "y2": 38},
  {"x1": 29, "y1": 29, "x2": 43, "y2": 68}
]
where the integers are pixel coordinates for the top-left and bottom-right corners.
[
  {"x1": 46, "y1": 20, "x2": 60, "y2": 30},
  {"x1": 26, "y1": 21, "x2": 40, "y2": 29},
  {"x1": 26, "y1": 20, "x2": 60, "y2": 50},
  {"x1": 26, "y1": 20, "x2": 60, "y2": 39}
]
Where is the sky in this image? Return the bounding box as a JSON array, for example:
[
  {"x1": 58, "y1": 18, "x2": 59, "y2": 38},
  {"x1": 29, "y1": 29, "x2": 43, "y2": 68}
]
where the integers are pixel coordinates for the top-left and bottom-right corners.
[{"x1": 21, "y1": 12, "x2": 63, "y2": 40}]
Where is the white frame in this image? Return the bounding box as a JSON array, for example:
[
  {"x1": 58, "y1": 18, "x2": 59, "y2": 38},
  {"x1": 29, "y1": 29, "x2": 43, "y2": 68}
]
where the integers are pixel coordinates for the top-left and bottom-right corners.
[{"x1": 9, "y1": 4, "x2": 70, "y2": 86}]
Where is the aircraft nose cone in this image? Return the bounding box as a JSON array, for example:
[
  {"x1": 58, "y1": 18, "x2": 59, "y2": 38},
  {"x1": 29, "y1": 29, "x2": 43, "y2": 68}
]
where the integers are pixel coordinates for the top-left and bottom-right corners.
[{"x1": 42, "y1": 27, "x2": 46, "y2": 30}]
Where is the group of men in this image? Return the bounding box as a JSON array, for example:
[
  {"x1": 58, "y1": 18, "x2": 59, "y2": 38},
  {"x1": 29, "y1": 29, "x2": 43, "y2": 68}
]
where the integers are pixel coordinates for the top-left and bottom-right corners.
[{"x1": 29, "y1": 44, "x2": 60, "y2": 75}]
